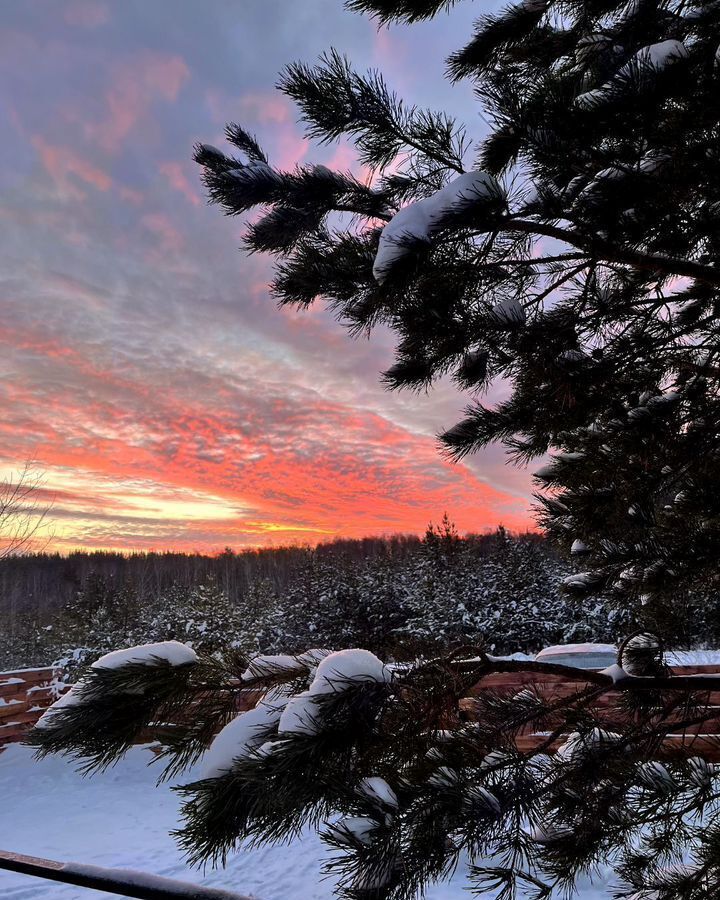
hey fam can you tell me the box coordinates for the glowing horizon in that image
[0,0,531,554]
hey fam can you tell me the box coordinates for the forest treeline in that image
[1,522,715,672]
[0,534,425,618]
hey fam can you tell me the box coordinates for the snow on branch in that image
[373,170,505,282]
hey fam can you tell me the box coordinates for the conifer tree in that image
[194,0,720,626]
[29,634,720,900]
[29,3,720,899]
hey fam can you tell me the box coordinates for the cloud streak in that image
[1,0,528,553]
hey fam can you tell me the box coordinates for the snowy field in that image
[0,744,614,900]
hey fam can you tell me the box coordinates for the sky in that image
[0,0,535,554]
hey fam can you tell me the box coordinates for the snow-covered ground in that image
[0,743,613,899]
[666,649,720,665]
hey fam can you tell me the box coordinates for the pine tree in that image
[194,0,720,627]
[256,547,408,657]
[395,525,618,656]
[29,3,720,898]
[135,578,244,656]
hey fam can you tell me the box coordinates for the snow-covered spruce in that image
[309,648,392,694]
[278,689,322,736]
[326,815,381,848]
[356,776,398,810]
[34,683,85,730]
[276,649,392,736]
[240,649,332,682]
[202,650,394,754]
[197,143,224,160]
[228,160,277,180]
[635,39,689,70]
[240,654,307,681]
[3,528,625,675]
[554,728,624,762]
[490,297,525,326]
[575,40,689,109]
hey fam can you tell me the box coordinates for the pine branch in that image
[504,218,720,287]
[278,50,466,174]
[27,657,201,773]
[187,6,720,891]
[344,0,459,23]
[447,2,550,81]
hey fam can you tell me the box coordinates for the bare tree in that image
[0,464,52,559]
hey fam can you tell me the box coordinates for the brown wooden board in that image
[1,669,53,684]
[0,702,29,721]
[4,664,720,753]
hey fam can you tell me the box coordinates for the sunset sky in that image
[0,0,534,554]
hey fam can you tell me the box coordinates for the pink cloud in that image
[32,135,112,197]
[205,87,309,171]
[325,142,357,172]
[119,185,144,206]
[159,161,201,206]
[41,272,110,312]
[63,1,110,28]
[238,91,292,125]
[204,88,230,126]
[274,132,310,172]
[324,141,375,184]
[84,52,190,152]
[370,21,412,91]
[372,25,395,64]
[140,212,185,255]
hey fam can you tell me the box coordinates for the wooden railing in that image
[462,664,720,760]
[0,667,60,749]
[0,849,252,900]
[4,664,720,759]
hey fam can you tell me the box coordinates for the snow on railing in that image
[0,849,254,900]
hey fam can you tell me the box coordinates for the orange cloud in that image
[0,315,532,553]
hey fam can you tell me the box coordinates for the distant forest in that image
[1,524,604,669]
[1,524,716,673]
[0,528,541,618]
